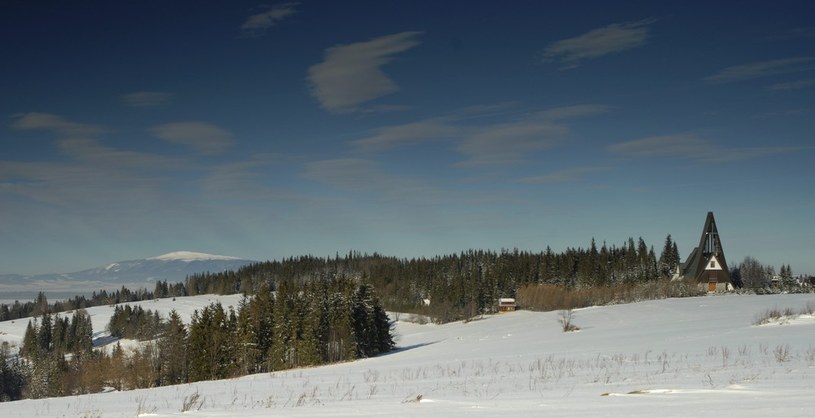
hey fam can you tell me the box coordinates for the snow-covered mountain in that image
[76,251,257,282]
[0,251,257,299]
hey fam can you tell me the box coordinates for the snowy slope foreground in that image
[1,293,814,417]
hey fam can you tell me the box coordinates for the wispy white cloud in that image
[351,104,609,166]
[11,112,105,137]
[201,153,300,199]
[767,79,815,91]
[151,122,234,154]
[608,134,707,158]
[533,104,612,121]
[303,158,383,193]
[518,166,612,184]
[753,108,810,119]
[704,57,815,83]
[121,91,174,107]
[308,31,422,113]
[456,120,568,167]
[57,138,180,169]
[0,145,184,222]
[608,133,808,162]
[700,146,812,163]
[240,3,299,36]
[543,19,655,69]
[303,158,450,204]
[351,118,461,152]
[775,26,815,40]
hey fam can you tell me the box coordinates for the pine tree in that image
[780,264,795,288]
[21,320,38,358]
[270,280,294,370]
[370,291,395,355]
[671,242,680,272]
[51,316,67,354]
[297,283,324,366]
[185,302,238,381]
[0,341,26,401]
[352,284,375,357]
[659,234,678,278]
[186,308,208,382]
[158,309,187,385]
[72,310,93,357]
[247,285,275,372]
[326,283,356,363]
[37,313,53,354]
[235,297,259,375]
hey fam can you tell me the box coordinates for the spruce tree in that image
[72,310,93,357]
[21,320,38,358]
[0,341,26,401]
[158,309,188,385]
[37,313,53,354]
[659,234,677,278]
[186,308,208,382]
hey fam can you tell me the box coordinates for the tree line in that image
[0,284,186,323]
[180,236,673,322]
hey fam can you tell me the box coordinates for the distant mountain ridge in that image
[146,251,244,262]
[0,251,257,295]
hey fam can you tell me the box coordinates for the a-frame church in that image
[679,212,733,292]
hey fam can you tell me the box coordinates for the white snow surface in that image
[147,251,243,262]
[1,293,814,417]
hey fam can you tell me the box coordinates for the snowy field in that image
[1,293,814,417]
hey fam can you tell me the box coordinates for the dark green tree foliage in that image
[20,310,94,360]
[179,275,392,382]
[157,310,187,385]
[780,264,795,288]
[107,305,162,340]
[37,313,53,353]
[0,342,26,401]
[187,302,238,382]
[16,311,96,399]
[739,256,770,288]
[241,286,275,373]
[352,283,392,357]
[71,310,94,356]
[21,320,38,358]
[658,234,681,278]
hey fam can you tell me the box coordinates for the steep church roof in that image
[680,212,732,284]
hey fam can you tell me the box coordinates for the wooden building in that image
[679,212,734,292]
[498,298,517,312]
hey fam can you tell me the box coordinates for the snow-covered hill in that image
[1,293,814,417]
[0,252,256,302]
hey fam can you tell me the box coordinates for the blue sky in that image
[2,1,813,276]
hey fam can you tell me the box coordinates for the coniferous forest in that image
[3,275,392,399]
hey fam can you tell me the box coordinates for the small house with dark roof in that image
[679,212,734,292]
